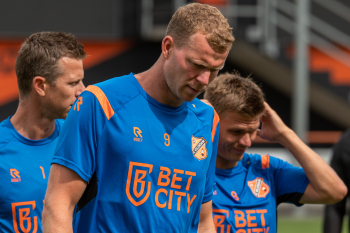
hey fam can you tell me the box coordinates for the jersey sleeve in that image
[52,86,111,182]
[269,156,309,205]
[202,111,220,203]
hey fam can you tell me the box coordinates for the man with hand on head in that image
[43,3,234,233]
[0,31,86,232]
[203,72,346,233]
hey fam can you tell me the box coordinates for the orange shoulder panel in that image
[86,85,115,120]
[211,110,220,142]
[261,154,270,169]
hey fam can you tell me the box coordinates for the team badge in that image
[247,177,270,198]
[191,136,208,161]
[126,161,153,206]
[12,201,38,233]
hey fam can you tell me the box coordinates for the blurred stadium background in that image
[1,0,350,231]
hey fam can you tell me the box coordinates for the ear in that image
[33,76,47,97]
[162,36,175,59]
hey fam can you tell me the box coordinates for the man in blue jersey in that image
[43,3,234,233]
[203,72,347,233]
[0,31,86,233]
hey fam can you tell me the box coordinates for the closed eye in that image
[192,63,206,69]
[70,80,80,86]
[193,63,220,73]
[229,130,243,135]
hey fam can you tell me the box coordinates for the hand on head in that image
[257,102,291,142]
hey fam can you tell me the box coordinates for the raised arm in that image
[42,164,87,233]
[257,102,347,204]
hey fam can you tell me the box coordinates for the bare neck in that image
[10,97,56,140]
[134,55,183,107]
[215,155,239,170]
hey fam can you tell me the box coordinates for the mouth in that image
[187,85,203,95]
[232,147,247,155]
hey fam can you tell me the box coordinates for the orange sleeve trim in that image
[86,85,115,120]
[211,110,220,142]
[261,154,270,169]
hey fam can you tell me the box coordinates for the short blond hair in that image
[204,72,265,117]
[166,3,234,53]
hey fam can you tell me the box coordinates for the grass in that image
[278,217,322,233]
[278,217,348,233]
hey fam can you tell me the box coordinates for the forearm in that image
[42,200,74,233]
[198,227,216,233]
[42,164,87,232]
[198,221,216,233]
[198,218,216,233]
[198,201,216,233]
[277,129,347,203]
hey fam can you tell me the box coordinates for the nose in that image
[239,133,252,148]
[196,69,211,86]
[75,82,86,97]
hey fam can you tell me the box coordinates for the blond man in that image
[204,72,346,233]
[43,3,234,232]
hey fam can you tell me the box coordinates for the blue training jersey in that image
[0,117,63,233]
[212,153,309,233]
[52,73,220,232]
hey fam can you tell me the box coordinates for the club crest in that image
[191,136,208,161]
[247,177,270,198]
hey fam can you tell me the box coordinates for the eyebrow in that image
[190,59,225,71]
[229,126,260,132]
